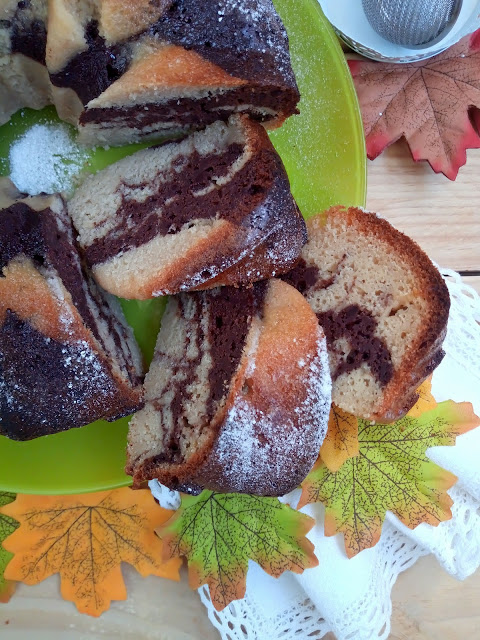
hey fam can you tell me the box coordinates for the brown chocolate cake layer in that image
[69,115,306,299]
[126,279,332,496]
[149,0,297,88]
[316,306,393,386]
[0,0,51,126]
[0,310,138,440]
[52,0,297,106]
[283,206,450,422]
[83,141,245,265]
[69,0,299,144]
[143,283,266,470]
[8,0,47,64]
[284,257,394,385]
[49,20,129,105]
[0,178,144,441]
[79,86,295,128]
[0,201,95,333]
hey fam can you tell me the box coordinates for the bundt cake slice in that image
[0,178,143,441]
[283,206,450,422]
[45,0,171,125]
[44,0,299,145]
[0,0,51,125]
[126,279,332,496]
[68,115,306,299]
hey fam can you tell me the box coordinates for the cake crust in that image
[0,178,144,441]
[126,279,332,496]
[284,206,450,422]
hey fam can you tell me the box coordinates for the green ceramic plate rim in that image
[0,0,366,494]
[312,1,366,206]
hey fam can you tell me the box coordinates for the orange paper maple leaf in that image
[407,377,436,418]
[349,30,480,179]
[320,404,359,472]
[0,488,181,616]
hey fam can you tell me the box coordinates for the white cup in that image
[319,0,480,62]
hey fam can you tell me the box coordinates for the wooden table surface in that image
[368,144,480,638]
[1,143,479,638]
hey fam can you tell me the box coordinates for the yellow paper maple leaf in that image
[320,404,359,472]
[300,401,480,557]
[320,379,436,473]
[407,376,437,418]
[0,487,181,616]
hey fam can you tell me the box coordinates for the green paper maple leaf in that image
[0,492,19,602]
[299,401,480,558]
[157,491,318,611]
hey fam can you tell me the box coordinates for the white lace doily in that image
[150,268,480,640]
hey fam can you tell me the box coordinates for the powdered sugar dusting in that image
[150,0,296,87]
[59,340,109,397]
[221,0,273,21]
[0,328,120,437]
[302,331,333,426]
[43,270,78,337]
[212,330,332,495]
[9,123,88,195]
[219,0,294,78]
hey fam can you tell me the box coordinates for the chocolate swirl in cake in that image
[69,115,306,299]
[79,87,293,128]
[0,179,144,441]
[0,199,140,383]
[0,311,138,440]
[316,306,393,386]
[50,0,298,106]
[149,0,297,88]
[285,207,450,422]
[7,0,47,64]
[49,21,130,104]
[145,282,266,469]
[0,0,300,144]
[126,279,332,496]
[84,142,246,264]
[283,259,394,386]
[0,202,96,333]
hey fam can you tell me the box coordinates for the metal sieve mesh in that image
[362,0,463,47]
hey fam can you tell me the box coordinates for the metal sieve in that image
[362,0,463,47]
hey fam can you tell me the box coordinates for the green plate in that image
[0,0,366,494]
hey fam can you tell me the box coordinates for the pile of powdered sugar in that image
[9,123,88,195]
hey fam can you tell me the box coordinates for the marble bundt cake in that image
[0,0,51,125]
[1,0,300,146]
[126,279,332,496]
[283,206,450,422]
[68,115,306,299]
[0,178,144,440]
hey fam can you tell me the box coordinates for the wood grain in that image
[0,566,219,639]
[367,141,480,272]
[463,276,480,295]
[390,556,480,640]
